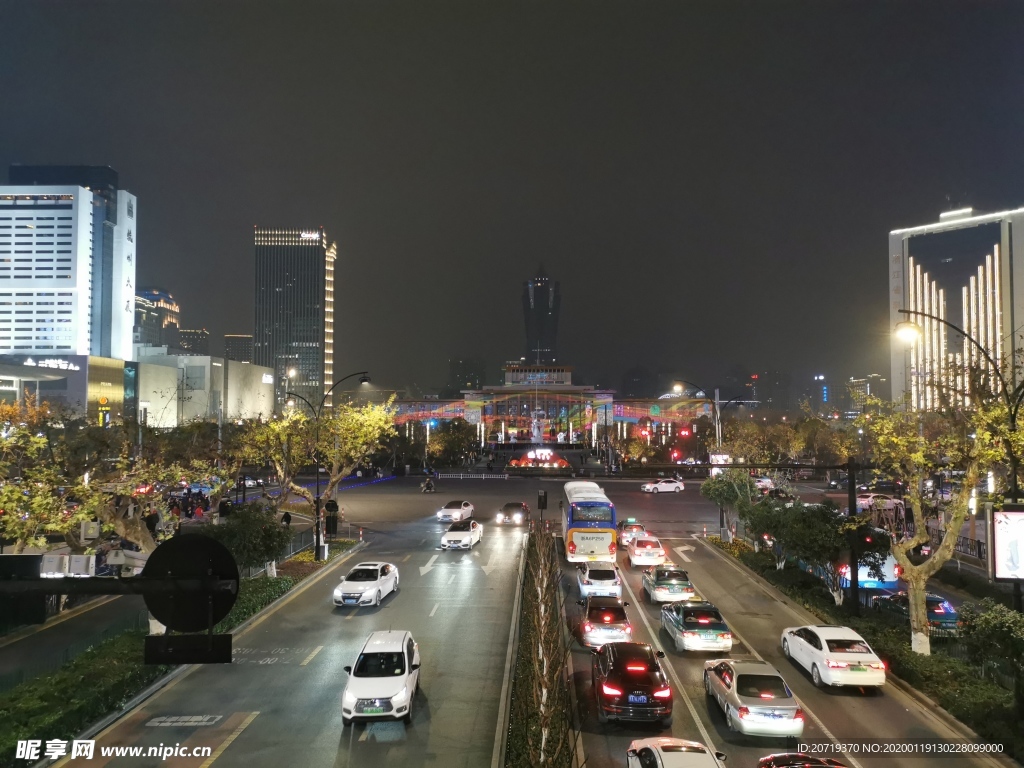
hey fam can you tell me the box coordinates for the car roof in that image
[361,630,409,653]
[587,596,626,607]
[634,535,661,543]
[805,625,863,640]
[351,562,383,569]
[726,660,779,675]
[607,641,655,660]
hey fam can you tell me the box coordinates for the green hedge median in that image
[706,536,1022,762]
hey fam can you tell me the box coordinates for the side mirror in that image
[626,749,638,758]
[343,666,351,674]
[715,752,728,762]
[622,601,630,607]
[410,663,420,671]
[656,651,666,658]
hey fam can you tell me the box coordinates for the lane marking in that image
[198,711,259,768]
[402,554,411,562]
[673,545,694,563]
[429,603,439,617]
[420,554,439,575]
[358,727,369,742]
[447,574,456,586]
[300,646,323,666]
[619,573,720,752]
[345,609,357,621]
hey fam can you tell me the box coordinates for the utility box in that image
[538,490,547,510]
[68,555,96,577]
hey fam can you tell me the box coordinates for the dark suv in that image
[591,642,672,726]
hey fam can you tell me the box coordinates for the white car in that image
[577,563,622,598]
[641,479,685,494]
[627,738,727,768]
[342,630,420,725]
[628,535,666,567]
[855,493,897,511]
[752,476,774,491]
[437,500,474,521]
[440,519,483,550]
[781,625,886,689]
[333,562,399,607]
[703,659,804,738]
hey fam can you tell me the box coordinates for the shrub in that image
[214,576,295,633]
[193,504,293,569]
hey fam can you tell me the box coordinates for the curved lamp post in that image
[285,370,371,561]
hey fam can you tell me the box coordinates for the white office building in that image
[0,183,136,359]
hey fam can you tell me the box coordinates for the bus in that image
[561,481,617,563]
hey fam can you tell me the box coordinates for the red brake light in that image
[737,706,750,719]
[718,632,732,640]
[759,692,775,699]
[794,707,805,721]
[567,541,577,555]
[826,660,849,668]
[601,684,623,697]
[583,622,593,633]
[602,613,613,623]
[624,625,632,633]
[682,631,698,638]
[652,687,672,699]
[608,542,616,554]
[625,664,647,672]
[698,619,710,624]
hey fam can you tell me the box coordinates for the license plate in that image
[344,599,358,604]
[700,631,715,639]
[850,666,866,671]
[766,713,784,719]
[363,707,383,714]
[627,695,647,704]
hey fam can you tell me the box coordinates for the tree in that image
[720,419,767,463]
[863,396,996,654]
[700,469,758,538]
[786,502,889,606]
[195,503,292,570]
[739,497,793,570]
[425,418,476,467]
[797,414,857,467]
[959,599,1024,714]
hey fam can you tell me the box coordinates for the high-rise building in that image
[522,266,560,364]
[254,227,336,409]
[178,328,210,355]
[224,334,254,364]
[7,165,136,359]
[848,374,887,410]
[134,287,180,347]
[890,206,1024,409]
[446,356,486,394]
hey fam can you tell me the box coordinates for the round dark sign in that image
[142,535,239,632]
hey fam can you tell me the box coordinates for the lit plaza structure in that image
[393,361,712,449]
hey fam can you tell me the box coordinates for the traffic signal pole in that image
[847,458,860,615]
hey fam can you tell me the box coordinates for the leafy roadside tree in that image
[739,497,794,570]
[700,469,758,539]
[195,503,292,570]
[959,598,1024,714]
[785,502,889,606]
[425,418,477,467]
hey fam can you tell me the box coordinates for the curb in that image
[695,537,1023,768]
[0,596,122,650]
[31,541,368,768]
[491,532,528,768]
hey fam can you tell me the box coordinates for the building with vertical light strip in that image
[889,207,1024,409]
[253,227,336,410]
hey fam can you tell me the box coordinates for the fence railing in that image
[904,521,987,560]
[238,526,316,579]
[0,609,151,695]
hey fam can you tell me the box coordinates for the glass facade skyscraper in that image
[522,266,560,364]
[254,227,336,409]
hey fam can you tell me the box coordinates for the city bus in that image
[561,481,617,563]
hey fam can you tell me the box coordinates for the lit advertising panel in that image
[992,509,1024,581]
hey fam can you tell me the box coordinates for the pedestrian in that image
[282,510,292,527]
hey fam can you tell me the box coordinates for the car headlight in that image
[513,513,523,523]
[343,688,357,705]
[391,685,409,704]
[361,588,377,599]
[496,513,504,522]
[333,589,343,598]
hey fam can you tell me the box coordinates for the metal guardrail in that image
[904,521,987,560]
[436,473,509,480]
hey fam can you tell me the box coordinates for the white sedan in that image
[333,562,399,607]
[641,479,685,494]
[781,625,886,689]
[440,519,483,549]
[627,535,667,567]
[703,659,804,738]
[437,500,474,521]
[577,563,622,598]
[627,738,727,768]
[752,476,774,491]
[342,630,420,725]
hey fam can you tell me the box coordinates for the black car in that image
[758,754,847,768]
[494,501,530,525]
[591,641,672,726]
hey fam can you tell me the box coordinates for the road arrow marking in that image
[482,552,500,575]
[674,545,695,563]
[420,555,438,575]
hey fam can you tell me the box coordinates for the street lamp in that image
[896,307,1023,611]
[285,370,371,562]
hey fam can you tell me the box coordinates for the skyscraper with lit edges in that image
[522,266,560,364]
[254,227,335,410]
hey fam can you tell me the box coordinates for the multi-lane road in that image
[54,478,1001,768]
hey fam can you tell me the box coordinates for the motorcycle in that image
[420,480,436,493]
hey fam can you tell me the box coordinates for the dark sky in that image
[3,1,1023,395]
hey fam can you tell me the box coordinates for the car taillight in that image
[682,631,698,638]
[656,586,668,592]
[581,579,591,585]
[602,684,623,697]
[624,624,632,633]
[794,707,805,721]
[608,542,616,554]
[567,541,577,555]
[583,622,594,633]
[869,662,885,670]
[759,693,775,699]
[652,687,672,699]
[737,706,750,719]
[826,660,848,668]
[625,664,647,672]
[718,632,732,640]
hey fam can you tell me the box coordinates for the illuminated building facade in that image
[177,328,210,355]
[134,287,180,346]
[890,207,1024,409]
[254,227,336,410]
[522,266,560,364]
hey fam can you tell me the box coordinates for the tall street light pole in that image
[286,370,370,562]
[896,308,1023,612]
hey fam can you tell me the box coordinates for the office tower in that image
[522,266,560,363]
[254,227,336,409]
[224,334,254,364]
[7,165,136,359]
[178,328,210,355]
[134,288,180,347]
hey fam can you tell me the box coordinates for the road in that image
[564,482,1000,768]
[43,477,998,768]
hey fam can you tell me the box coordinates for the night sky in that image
[2,1,1023,395]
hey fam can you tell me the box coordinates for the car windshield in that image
[345,569,379,582]
[662,746,706,753]
[826,639,871,653]
[636,539,661,548]
[353,651,405,677]
[448,521,472,531]
[573,503,613,522]
[736,674,790,699]
[502,503,522,512]
[622,525,643,533]
[588,606,627,623]
[443,501,465,509]
[657,569,688,582]
[588,569,615,580]
[684,610,722,624]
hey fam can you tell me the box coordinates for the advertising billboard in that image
[992,509,1024,581]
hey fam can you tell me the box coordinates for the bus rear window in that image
[572,504,613,522]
